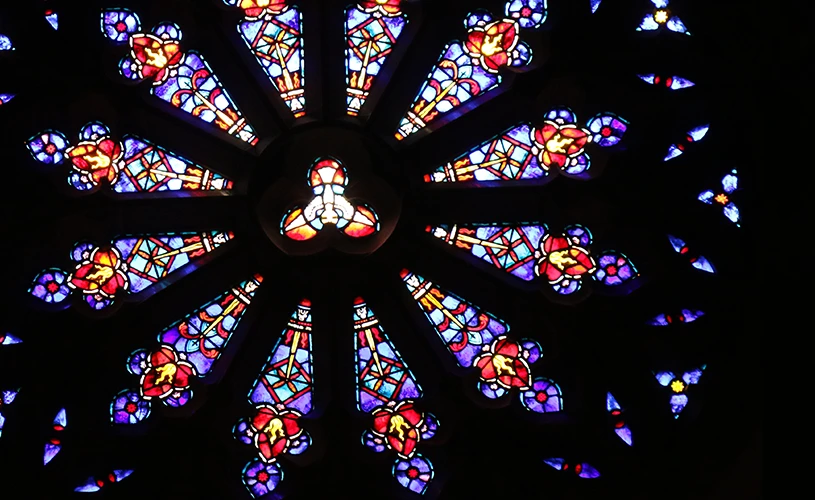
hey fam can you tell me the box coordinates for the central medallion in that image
[281,157,380,241]
[255,126,401,256]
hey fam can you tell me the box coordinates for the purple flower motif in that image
[521,377,563,413]
[29,269,71,304]
[27,131,69,165]
[242,460,283,498]
[594,251,638,286]
[110,390,151,425]
[393,454,434,494]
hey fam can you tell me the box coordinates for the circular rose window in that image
[0,1,758,499]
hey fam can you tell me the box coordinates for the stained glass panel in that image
[101,9,259,144]
[110,275,263,425]
[228,0,307,117]
[345,1,408,115]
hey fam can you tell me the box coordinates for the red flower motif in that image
[535,235,597,285]
[250,405,303,462]
[130,33,183,84]
[359,0,403,16]
[371,401,424,459]
[533,122,592,170]
[474,337,532,390]
[69,247,129,298]
[240,0,288,19]
[139,346,196,399]
[66,137,123,185]
[465,19,520,72]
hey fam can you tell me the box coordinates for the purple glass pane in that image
[127,350,148,376]
[565,225,592,247]
[101,9,141,44]
[29,269,71,304]
[242,460,283,498]
[545,107,576,124]
[363,430,387,453]
[80,122,110,141]
[393,454,434,495]
[27,131,69,165]
[163,389,192,407]
[480,381,507,400]
[422,413,439,440]
[670,393,688,416]
[521,378,563,413]
[521,339,542,364]
[233,418,254,446]
[110,390,151,425]
[587,113,628,147]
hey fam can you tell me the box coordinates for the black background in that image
[0,0,762,499]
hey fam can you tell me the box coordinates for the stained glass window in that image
[236,299,314,497]
[395,2,542,140]
[345,1,409,116]
[101,8,258,144]
[654,366,706,418]
[43,408,67,465]
[2,1,756,498]
[74,470,134,492]
[27,123,234,195]
[29,232,235,309]
[636,0,690,35]
[45,10,59,30]
[224,0,307,117]
[638,73,695,89]
[699,169,741,227]
[354,298,439,494]
[664,124,709,161]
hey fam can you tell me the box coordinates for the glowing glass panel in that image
[636,0,690,34]
[354,298,422,413]
[43,408,67,465]
[345,2,408,115]
[667,235,716,274]
[544,458,601,478]
[425,123,544,183]
[428,223,638,295]
[45,11,59,30]
[29,232,234,309]
[699,168,740,227]
[27,125,234,195]
[281,158,380,240]
[637,74,695,89]
[0,389,20,438]
[234,2,306,117]
[400,270,508,368]
[395,41,501,140]
[74,470,134,493]
[110,275,263,425]
[606,393,632,446]
[100,9,258,144]
[590,0,602,13]
[1,333,22,345]
[654,365,705,418]
[248,300,315,414]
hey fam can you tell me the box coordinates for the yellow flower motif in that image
[654,10,669,24]
[670,379,686,393]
